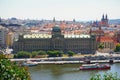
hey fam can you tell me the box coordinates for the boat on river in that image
[22,60,38,67]
[79,63,110,70]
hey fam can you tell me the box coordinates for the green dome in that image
[52,25,61,32]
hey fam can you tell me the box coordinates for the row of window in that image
[102,42,114,49]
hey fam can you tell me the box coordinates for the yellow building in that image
[6,32,14,47]
[13,25,97,54]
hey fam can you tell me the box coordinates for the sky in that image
[0,0,120,21]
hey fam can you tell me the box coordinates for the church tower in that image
[105,14,108,20]
[100,14,108,27]
[105,14,108,26]
[101,14,104,21]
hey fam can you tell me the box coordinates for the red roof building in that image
[97,36,117,49]
[91,30,104,36]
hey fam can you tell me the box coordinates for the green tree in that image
[67,50,75,57]
[47,51,57,57]
[98,43,104,49]
[58,51,64,57]
[90,72,120,80]
[0,53,6,59]
[0,54,31,80]
[15,51,31,58]
[31,51,38,58]
[38,50,47,55]
[47,50,63,57]
[114,44,120,52]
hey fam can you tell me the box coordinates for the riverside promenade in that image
[10,57,120,64]
[10,52,120,64]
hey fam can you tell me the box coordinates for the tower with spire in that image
[53,17,56,22]
[0,17,1,22]
[100,14,108,27]
[105,14,108,20]
[101,14,104,21]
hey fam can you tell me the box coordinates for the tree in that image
[67,50,75,57]
[0,54,31,80]
[98,43,104,49]
[31,51,38,58]
[90,72,120,80]
[58,51,64,57]
[32,50,47,58]
[14,51,31,58]
[47,50,63,57]
[0,53,5,59]
[38,50,47,55]
[47,51,58,57]
[114,44,120,52]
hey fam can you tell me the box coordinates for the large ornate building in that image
[13,25,97,54]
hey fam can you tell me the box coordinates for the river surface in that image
[28,63,120,80]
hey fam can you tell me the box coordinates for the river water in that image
[28,63,120,80]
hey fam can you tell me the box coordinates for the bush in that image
[67,50,75,57]
[90,72,120,80]
[0,54,31,80]
[14,51,31,58]
[31,51,38,58]
[98,43,104,49]
[114,44,120,52]
[47,51,57,57]
[38,50,47,55]
[0,53,6,59]
[47,50,63,57]
[58,51,64,57]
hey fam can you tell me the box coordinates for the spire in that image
[102,14,104,20]
[53,17,55,22]
[105,14,108,20]
[0,17,1,22]
[73,18,75,23]
[101,14,104,21]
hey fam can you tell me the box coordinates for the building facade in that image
[6,31,14,48]
[0,26,7,48]
[13,26,97,54]
[97,36,115,49]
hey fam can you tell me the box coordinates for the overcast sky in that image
[0,0,120,21]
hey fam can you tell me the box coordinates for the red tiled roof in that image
[92,30,104,33]
[91,30,104,35]
[112,37,118,45]
[97,36,114,42]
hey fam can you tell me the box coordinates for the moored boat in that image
[22,60,38,67]
[79,63,110,70]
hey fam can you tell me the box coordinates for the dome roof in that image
[52,25,61,32]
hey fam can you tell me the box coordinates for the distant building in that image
[13,25,97,54]
[100,14,108,27]
[92,14,109,27]
[90,26,104,50]
[90,29,104,36]
[6,31,14,48]
[96,36,115,49]
[0,26,7,48]
[116,31,120,43]
[0,17,1,22]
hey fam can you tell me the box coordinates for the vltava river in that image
[28,63,120,80]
